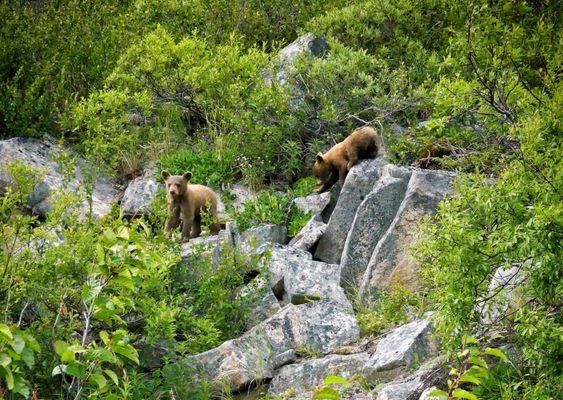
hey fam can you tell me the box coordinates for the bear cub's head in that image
[162,171,192,199]
[313,153,332,185]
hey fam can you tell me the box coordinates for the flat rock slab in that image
[121,168,162,217]
[284,259,350,308]
[374,373,425,400]
[360,170,454,300]
[0,137,118,218]
[315,158,387,264]
[268,353,371,396]
[289,215,327,251]
[340,165,412,295]
[168,301,359,392]
[369,318,437,382]
[293,192,331,216]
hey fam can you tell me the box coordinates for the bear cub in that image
[162,171,220,241]
[313,126,382,193]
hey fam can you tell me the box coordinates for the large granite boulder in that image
[284,259,350,308]
[315,158,388,264]
[0,137,118,218]
[374,373,425,400]
[265,33,330,87]
[238,223,288,254]
[340,165,412,295]
[121,168,162,217]
[268,353,371,396]
[360,170,454,299]
[368,318,438,382]
[288,215,327,251]
[168,300,359,391]
[292,192,331,216]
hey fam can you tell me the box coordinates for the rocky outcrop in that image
[0,137,118,218]
[315,158,387,264]
[369,317,438,382]
[293,192,331,216]
[359,170,455,300]
[121,168,162,217]
[340,165,412,294]
[268,352,371,396]
[375,373,426,400]
[169,301,359,391]
[289,215,327,251]
[264,33,329,87]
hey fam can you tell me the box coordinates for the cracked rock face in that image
[375,373,425,400]
[0,137,118,218]
[292,192,331,216]
[369,317,438,382]
[315,158,387,264]
[288,215,327,251]
[168,301,359,391]
[121,168,162,217]
[340,165,412,295]
[268,353,371,396]
[360,170,454,300]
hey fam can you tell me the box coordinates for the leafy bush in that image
[356,284,423,336]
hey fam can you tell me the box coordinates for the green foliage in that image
[356,284,424,336]
[312,375,352,399]
[158,147,234,188]
[0,324,40,398]
[233,191,291,232]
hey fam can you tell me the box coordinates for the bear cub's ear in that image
[316,153,324,163]
[162,170,171,180]
[183,171,193,182]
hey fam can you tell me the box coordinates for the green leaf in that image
[61,349,76,363]
[100,331,110,345]
[1,365,14,389]
[114,344,139,364]
[313,386,342,399]
[0,354,11,367]
[452,388,478,400]
[21,347,35,368]
[0,324,13,340]
[105,369,119,385]
[64,363,87,379]
[91,373,107,390]
[54,340,69,356]
[469,356,488,369]
[324,375,351,385]
[484,347,508,361]
[429,389,449,399]
[459,374,481,385]
[11,334,25,354]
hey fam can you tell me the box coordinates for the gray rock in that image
[255,244,313,297]
[288,215,327,251]
[375,373,425,400]
[121,168,162,217]
[180,221,238,271]
[223,184,258,212]
[0,137,118,218]
[340,165,412,295]
[369,318,438,382]
[265,33,329,87]
[478,265,527,326]
[239,223,288,254]
[268,353,371,396]
[245,283,282,329]
[169,300,359,391]
[284,259,350,308]
[360,170,454,299]
[293,192,331,216]
[315,158,387,264]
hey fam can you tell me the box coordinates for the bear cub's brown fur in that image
[313,126,382,193]
[162,171,220,241]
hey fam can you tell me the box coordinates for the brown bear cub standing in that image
[162,171,220,241]
[313,126,382,193]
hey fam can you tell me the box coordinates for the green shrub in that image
[356,284,423,336]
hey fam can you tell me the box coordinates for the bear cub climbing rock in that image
[162,171,220,241]
[313,126,382,193]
